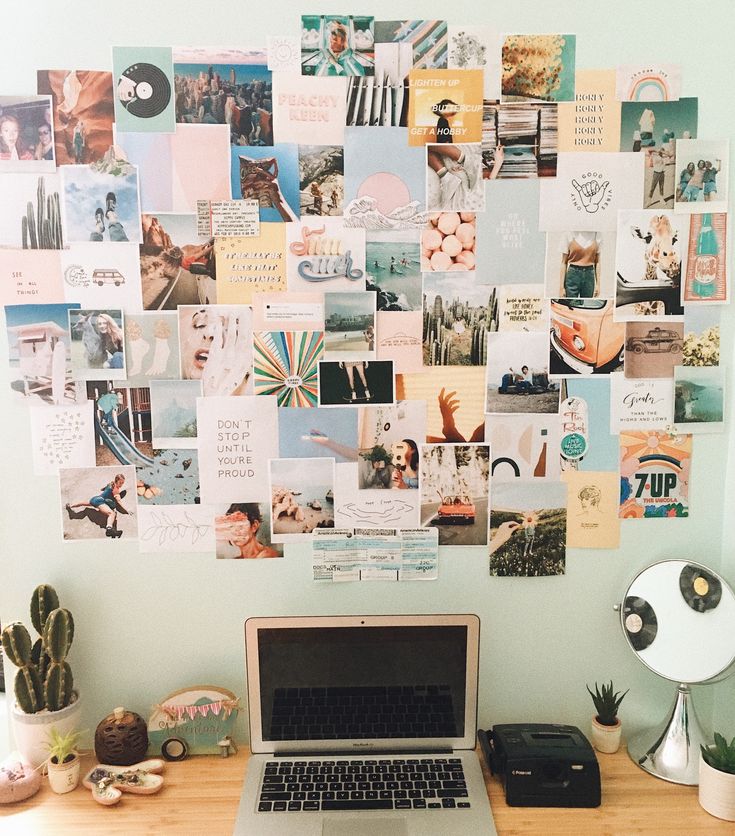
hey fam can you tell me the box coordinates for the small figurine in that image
[82,758,164,806]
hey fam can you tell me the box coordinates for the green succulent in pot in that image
[701,733,735,775]
[586,680,628,727]
[1,584,76,714]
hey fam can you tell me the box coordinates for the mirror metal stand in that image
[627,683,708,785]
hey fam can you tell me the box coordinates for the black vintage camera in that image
[480,723,601,807]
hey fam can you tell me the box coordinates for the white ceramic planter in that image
[11,692,82,769]
[699,754,735,821]
[590,716,622,754]
[47,756,81,794]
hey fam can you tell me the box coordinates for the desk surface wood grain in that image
[1,748,732,834]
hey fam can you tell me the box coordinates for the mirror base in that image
[627,684,708,785]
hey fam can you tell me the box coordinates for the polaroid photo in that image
[0,95,56,172]
[68,308,126,381]
[674,139,728,214]
[150,378,201,449]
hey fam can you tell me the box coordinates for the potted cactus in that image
[586,680,628,753]
[45,727,83,794]
[700,732,735,820]
[1,585,81,768]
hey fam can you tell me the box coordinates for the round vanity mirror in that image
[622,559,735,683]
[619,559,735,785]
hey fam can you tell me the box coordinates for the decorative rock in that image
[0,753,41,804]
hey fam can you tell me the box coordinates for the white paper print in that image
[196,199,259,237]
[137,503,216,553]
[273,75,348,146]
[60,243,143,310]
[197,395,279,504]
[616,64,681,102]
[539,152,645,231]
[333,463,420,530]
[30,401,96,476]
[609,373,674,432]
[268,37,301,72]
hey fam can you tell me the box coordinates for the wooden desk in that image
[1,748,731,834]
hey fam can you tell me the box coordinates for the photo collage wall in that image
[0,20,728,578]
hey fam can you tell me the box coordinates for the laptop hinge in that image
[273,747,454,757]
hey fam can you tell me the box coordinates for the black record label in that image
[118,63,171,119]
[679,565,722,613]
[623,596,658,651]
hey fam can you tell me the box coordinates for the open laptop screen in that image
[257,624,468,742]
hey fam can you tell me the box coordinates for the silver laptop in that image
[235,614,496,835]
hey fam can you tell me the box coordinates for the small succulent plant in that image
[46,726,83,765]
[701,732,735,775]
[0,585,75,714]
[587,681,628,727]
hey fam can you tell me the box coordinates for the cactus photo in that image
[423,272,498,366]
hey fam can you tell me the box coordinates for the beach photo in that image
[5,302,80,405]
[674,366,724,432]
[365,231,422,311]
[324,291,376,360]
[270,457,335,542]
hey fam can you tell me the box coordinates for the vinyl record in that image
[623,596,658,651]
[118,63,171,119]
[679,565,722,613]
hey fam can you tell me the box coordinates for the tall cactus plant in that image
[0,585,76,714]
[20,177,64,250]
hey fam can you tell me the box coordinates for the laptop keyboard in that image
[257,757,470,812]
[268,685,459,739]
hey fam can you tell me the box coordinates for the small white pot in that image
[11,691,82,769]
[590,716,622,754]
[47,755,81,794]
[699,754,735,821]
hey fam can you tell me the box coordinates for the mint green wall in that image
[1,0,733,750]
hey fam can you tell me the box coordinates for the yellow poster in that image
[214,224,287,304]
[408,69,483,146]
[558,69,621,153]
[562,470,620,549]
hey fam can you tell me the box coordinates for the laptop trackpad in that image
[322,818,407,836]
